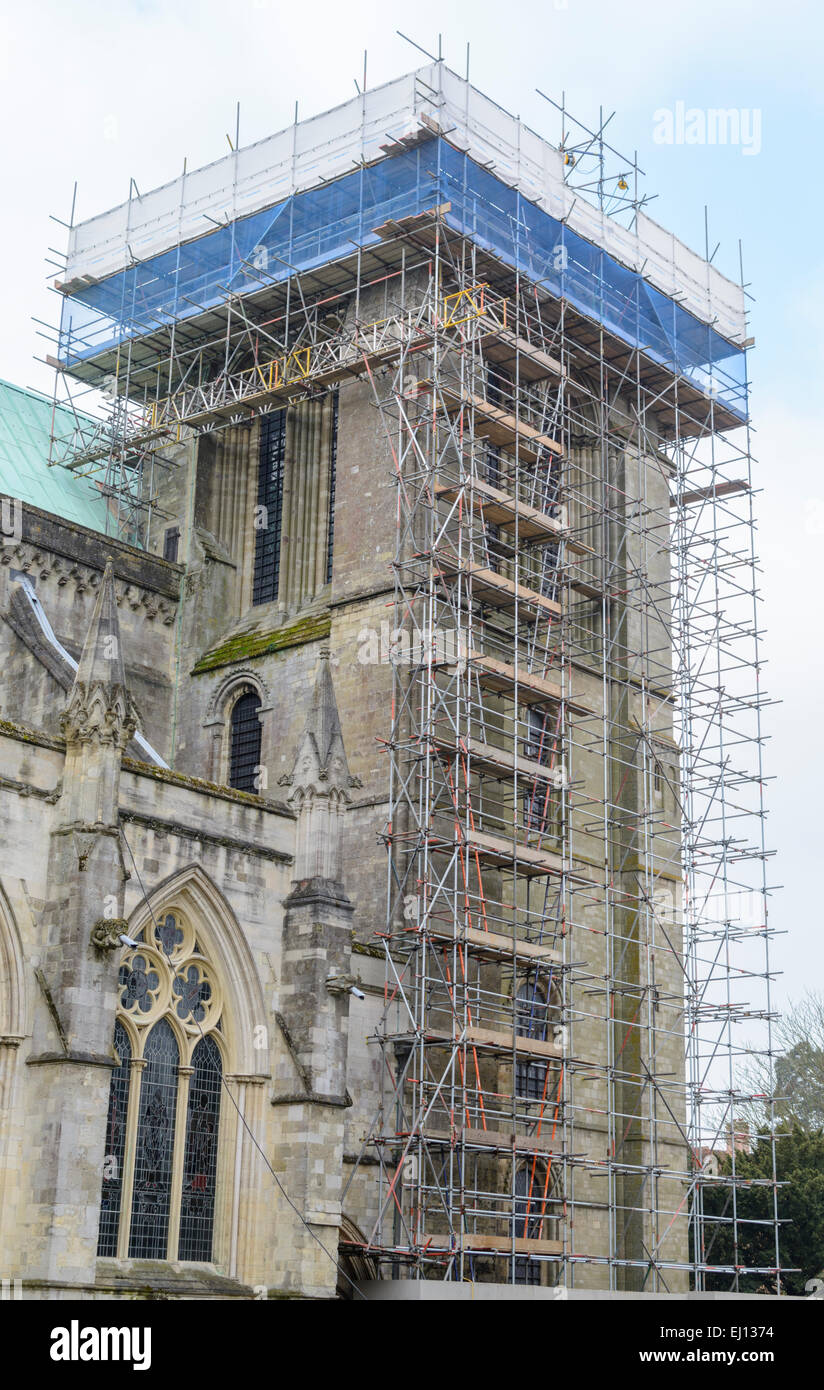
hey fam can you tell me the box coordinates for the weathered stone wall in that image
[0,713,384,1298]
[0,505,180,757]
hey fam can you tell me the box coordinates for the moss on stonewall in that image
[0,716,63,750]
[191,611,331,675]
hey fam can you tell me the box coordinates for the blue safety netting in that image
[59,139,747,417]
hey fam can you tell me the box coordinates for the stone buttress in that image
[25,560,137,1283]
[270,648,361,1296]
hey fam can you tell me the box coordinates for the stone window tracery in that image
[97,909,224,1263]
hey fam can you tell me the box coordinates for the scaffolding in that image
[43,70,781,1292]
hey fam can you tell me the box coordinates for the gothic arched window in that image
[229,690,262,792]
[97,911,224,1263]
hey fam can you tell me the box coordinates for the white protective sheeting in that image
[64,65,747,345]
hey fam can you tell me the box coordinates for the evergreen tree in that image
[699,1129,824,1295]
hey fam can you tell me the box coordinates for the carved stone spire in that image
[61,559,137,752]
[280,648,360,884]
[59,559,137,829]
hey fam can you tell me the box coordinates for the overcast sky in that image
[1,0,820,1007]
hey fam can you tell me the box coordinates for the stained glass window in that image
[97,1021,132,1257]
[229,691,262,793]
[173,963,212,1025]
[154,912,184,957]
[119,954,160,1014]
[178,1035,222,1261]
[128,1018,179,1260]
[97,921,224,1265]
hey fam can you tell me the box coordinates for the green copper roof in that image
[0,378,110,534]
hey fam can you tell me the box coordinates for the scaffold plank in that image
[468,652,596,716]
[479,322,564,381]
[672,478,750,506]
[423,921,562,965]
[418,1025,563,1060]
[422,1233,563,1257]
[422,1125,560,1155]
[438,386,563,460]
[429,826,564,877]
[436,476,594,557]
[433,733,562,788]
[434,554,561,617]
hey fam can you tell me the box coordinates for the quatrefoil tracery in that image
[119,912,222,1037]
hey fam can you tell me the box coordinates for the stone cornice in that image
[8,499,182,598]
[270,1091,353,1109]
[0,720,296,841]
[283,876,354,912]
[26,1050,116,1068]
[1,538,178,623]
[0,770,61,802]
[120,758,295,815]
[118,808,294,864]
[0,716,64,753]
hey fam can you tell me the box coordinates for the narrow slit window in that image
[524,705,554,832]
[484,443,502,573]
[163,527,180,563]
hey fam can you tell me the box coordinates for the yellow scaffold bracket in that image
[442,283,488,329]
